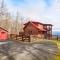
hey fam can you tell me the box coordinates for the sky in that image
[1,0,60,31]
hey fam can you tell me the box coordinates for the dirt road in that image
[0,40,59,60]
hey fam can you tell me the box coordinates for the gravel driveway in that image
[0,40,59,60]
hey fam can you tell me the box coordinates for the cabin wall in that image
[24,23,45,39]
[0,28,8,40]
[24,23,38,35]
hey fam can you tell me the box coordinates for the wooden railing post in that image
[57,35,58,41]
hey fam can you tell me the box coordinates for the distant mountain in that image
[52,31,60,35]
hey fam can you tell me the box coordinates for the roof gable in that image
[23,21,46,31]
[0,27,8,32]
[24,21,44,25]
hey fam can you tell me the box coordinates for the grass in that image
[52,40,60,60]
[52,40,60,49]
[55,41,60,60]
[55,52,60,60]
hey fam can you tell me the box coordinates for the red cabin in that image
[23,21,53,39]
[0,27,8,41]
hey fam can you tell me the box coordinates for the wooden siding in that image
[0,28,8,40]
[24,22,39,35]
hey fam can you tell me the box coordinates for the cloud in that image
[1,0,60,31]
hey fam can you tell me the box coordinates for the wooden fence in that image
[52,35,60,40]
[10,33,30,42]
[9,33,60,42]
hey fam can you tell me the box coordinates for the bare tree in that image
[0,0,12,34]
[14,10,19,34]
[19,16,25,32]
[14,10,25,34]
[0,0,8,27]
[0,0,25,35]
